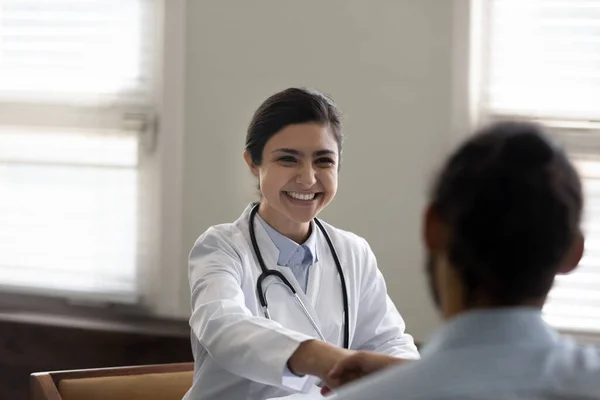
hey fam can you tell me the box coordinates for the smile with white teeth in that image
[285,191,317,201]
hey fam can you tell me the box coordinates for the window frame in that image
[0,0,188,321]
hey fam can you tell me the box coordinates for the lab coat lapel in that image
[274,220,325,337]
[278,225,345,345]
[253,217,279,269]
[305,220,322,305]
[296,224,324,328]
[241,202,279,270]
[308,228,345,346]
[276,262,328,343]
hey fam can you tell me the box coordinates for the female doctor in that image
[183,88,419,400]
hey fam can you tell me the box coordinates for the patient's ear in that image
[558,233,584,275]
[423,205,449,252]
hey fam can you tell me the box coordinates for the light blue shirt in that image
[257,215,318,293]
[334,308,600,400]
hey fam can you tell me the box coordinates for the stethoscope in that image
[248,203,350,349]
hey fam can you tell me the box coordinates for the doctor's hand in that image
[320,351,407,395]
[287,339,355,383]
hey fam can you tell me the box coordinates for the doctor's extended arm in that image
[350,240,420,359]
[188,229,349,391]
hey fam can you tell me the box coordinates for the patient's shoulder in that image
[552,338,600,393]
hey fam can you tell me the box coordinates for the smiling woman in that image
[244,92,341,243]
[183,88,419,400]
[248,125,338,243]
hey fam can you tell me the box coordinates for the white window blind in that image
[482,0,600,333]
[0,0,156,303]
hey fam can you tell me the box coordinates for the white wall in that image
[181,0,456,341]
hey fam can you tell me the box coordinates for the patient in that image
[325,121,600,399]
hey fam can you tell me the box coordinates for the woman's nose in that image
[296,164,317,187]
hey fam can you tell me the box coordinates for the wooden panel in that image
[57,371,193,400]
[49,362,193,382]
[30,374,61,400]
[0,318,193,400]
[29,363,193,400]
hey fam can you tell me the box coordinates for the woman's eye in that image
[277,156,296,163]
[316,157,335,167]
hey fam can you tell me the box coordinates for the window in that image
[0,0,157,304]
[480,0,600,333]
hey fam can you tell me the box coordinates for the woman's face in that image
[245,123,339,235]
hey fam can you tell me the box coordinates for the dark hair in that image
[430,121,583,306]
[245,87,343,166]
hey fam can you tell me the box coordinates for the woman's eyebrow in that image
[272,148,337,156]
[272,148,301,155]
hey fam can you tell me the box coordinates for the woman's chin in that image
[281,195,322,221]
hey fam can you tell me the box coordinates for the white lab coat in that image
[183,204,419,400]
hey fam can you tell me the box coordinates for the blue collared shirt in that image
[256,215,318,293]
[334,308,600,399]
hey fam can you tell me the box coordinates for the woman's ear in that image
[243,151,259,178]
[558,232,585,275]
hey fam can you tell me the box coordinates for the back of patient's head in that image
[430,121,583,306]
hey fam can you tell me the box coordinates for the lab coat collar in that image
[421,307,559,358]
[241,203,280,270]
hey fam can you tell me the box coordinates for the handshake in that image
[287,340,407,396]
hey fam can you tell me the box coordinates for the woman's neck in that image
[258,202,311,244]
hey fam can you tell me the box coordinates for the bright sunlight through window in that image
[0,0,154,303]
[483,0,600,333]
